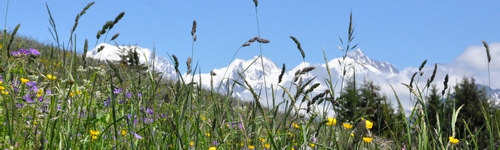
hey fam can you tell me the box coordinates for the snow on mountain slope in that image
[186,49,398,98]
[88,43,176,79]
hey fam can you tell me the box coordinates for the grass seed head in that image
[278,63,286,84]
[418,59,427,72]
[111,33,120,41]
[483,40,491,63]
[191,20,197,36]
[290,36,305,59]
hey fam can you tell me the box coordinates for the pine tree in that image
[449,76,491,148]
[337,77,397,138]
[337,77,362,123]
[425,84,442,129]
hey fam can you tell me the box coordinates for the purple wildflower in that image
[11,51,21,57]
[311,136,317,143]
[26,81,38,92]
[29,48,40,56]
[126,92,132,98]
[144,118,154,124]
[137,93,142,97]
[238,123,243,129]
[134,133,143,139]
[145,108,154,115]
[104,98,110,107]
[113,88,122,94]
[213,140,219,146]
[23,94,34,103]
[19,49,30,55]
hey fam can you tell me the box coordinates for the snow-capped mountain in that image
[185,49,399,100]
[346,49,399,74]
[85,44,500,114]
[88,43,176,79]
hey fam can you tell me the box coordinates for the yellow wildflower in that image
[37,89,43,97]
[365,120,373,129]
[292,122,300,129]
[350,133,354,137]
[121,130,127,136]
[20,78,29,84]
[205,132,211,137]
[343,123,353,129]
[0,85,4,91]
[0,44,3,49]
[208,146,217,150]
[449,136,459,145]
[326,117,337,126]
[309,143,315,148]
[47,74,57,80]
[90,130,99,136]
[90,130,99,140]
[260,138,266,143]
[264,143,270,149]
[248,145,255,150]
[189,141,194,147]
[1,90,9,95]
[363,137,373,143]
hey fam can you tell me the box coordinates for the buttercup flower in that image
[343,123,353,129]
[326,117,337,126]
[248,145,255,150]
[264,143,270,149]
[365,119,373,129]
[449,136,459,145]
[46,74,57,80]
[363,137,373,143]
[292,122,300,129]
[20,78,30,84]
[309,143,315,148]
[90,130,100,140]
[121,130,127,136]
[208,146,217,150]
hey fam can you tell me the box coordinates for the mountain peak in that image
[88,43,176,78]
[347,49,365,57]
[346,49,369,62]
[341,49,399,74]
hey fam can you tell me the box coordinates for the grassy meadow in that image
[1,1,499,150]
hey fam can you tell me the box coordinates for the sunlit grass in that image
[0,1,498,150]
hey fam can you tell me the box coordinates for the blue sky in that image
[3,1,500,73]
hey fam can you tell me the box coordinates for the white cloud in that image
[454,42,500,71]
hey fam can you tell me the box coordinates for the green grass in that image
[1,1,499,150]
